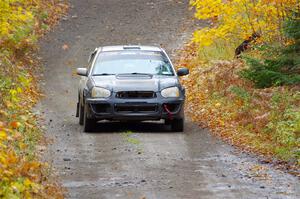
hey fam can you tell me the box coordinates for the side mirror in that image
[77,68,88,76]
[177,68,189,76]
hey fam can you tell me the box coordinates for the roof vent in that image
[123,46,141,50]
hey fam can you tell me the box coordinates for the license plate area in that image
[114,103,158,113]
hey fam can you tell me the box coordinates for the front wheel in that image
[83,104,97,132]
[171,118,184,132]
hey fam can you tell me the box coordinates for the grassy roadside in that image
[0,1,68,198]
[177,42,300,176]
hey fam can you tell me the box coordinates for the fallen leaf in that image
[62,44,69,50]
[10,121,21,129]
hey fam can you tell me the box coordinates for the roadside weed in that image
[122,131,143,153]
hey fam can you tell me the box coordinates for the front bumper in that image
[85,96,184,121]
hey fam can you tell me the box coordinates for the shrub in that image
[241,11,300,88]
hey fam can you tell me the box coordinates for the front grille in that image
[114,103,158,113]
[116,91,156,99]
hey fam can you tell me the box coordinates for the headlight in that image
[161,87,180,98]
[91,87,111,98]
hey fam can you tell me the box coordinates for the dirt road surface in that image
[38,0,300,198]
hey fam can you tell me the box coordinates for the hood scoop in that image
[116,73,153,79]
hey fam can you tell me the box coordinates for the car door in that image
[79,49,98,103]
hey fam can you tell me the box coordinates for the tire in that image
[79,103,84,125]
[83,104,97,132]
[171,118,184,132]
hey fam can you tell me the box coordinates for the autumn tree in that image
[190,0,299,47]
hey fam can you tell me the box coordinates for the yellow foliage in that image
[0,0,68,198]
[0,0,34,41]
[190,0,299,47]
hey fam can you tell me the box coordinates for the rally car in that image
[76,45,189,132]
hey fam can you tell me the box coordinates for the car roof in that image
[100,45,162,52]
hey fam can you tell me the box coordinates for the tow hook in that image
[163,104,173,120]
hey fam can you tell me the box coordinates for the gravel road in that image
[38,0,300,198]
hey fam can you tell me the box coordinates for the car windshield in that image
[92,50,174,76]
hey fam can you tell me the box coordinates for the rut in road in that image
[38,0,300,198]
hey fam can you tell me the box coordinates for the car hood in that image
[90,75,179,92]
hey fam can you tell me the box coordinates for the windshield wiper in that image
[158,73,174,76]
[93,73,115,76]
